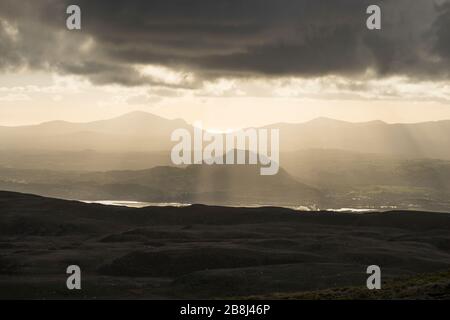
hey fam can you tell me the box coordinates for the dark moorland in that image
[1,191,450,299]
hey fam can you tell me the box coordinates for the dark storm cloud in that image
[433,2,450,59]
[0,0,449,86]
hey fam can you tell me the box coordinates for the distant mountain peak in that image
[111,110,165,121]
[306,117,348,125]
[361,120,387,125]
[39,120,73,126]
[306,117,388,126]
[94,111,189,128]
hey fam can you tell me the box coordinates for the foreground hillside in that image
[1,191,450,299]
[248,270,450,300]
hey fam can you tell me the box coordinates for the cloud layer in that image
[0,0,449,87]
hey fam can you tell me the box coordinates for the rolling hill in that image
[0,164,322,206]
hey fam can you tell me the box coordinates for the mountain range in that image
[2,111,450,159]
[0,111,189,152]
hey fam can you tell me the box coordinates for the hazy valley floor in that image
[1,191,450,299]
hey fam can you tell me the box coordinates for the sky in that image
[0,0,450,130]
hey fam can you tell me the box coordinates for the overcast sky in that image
[0,0,449,129]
